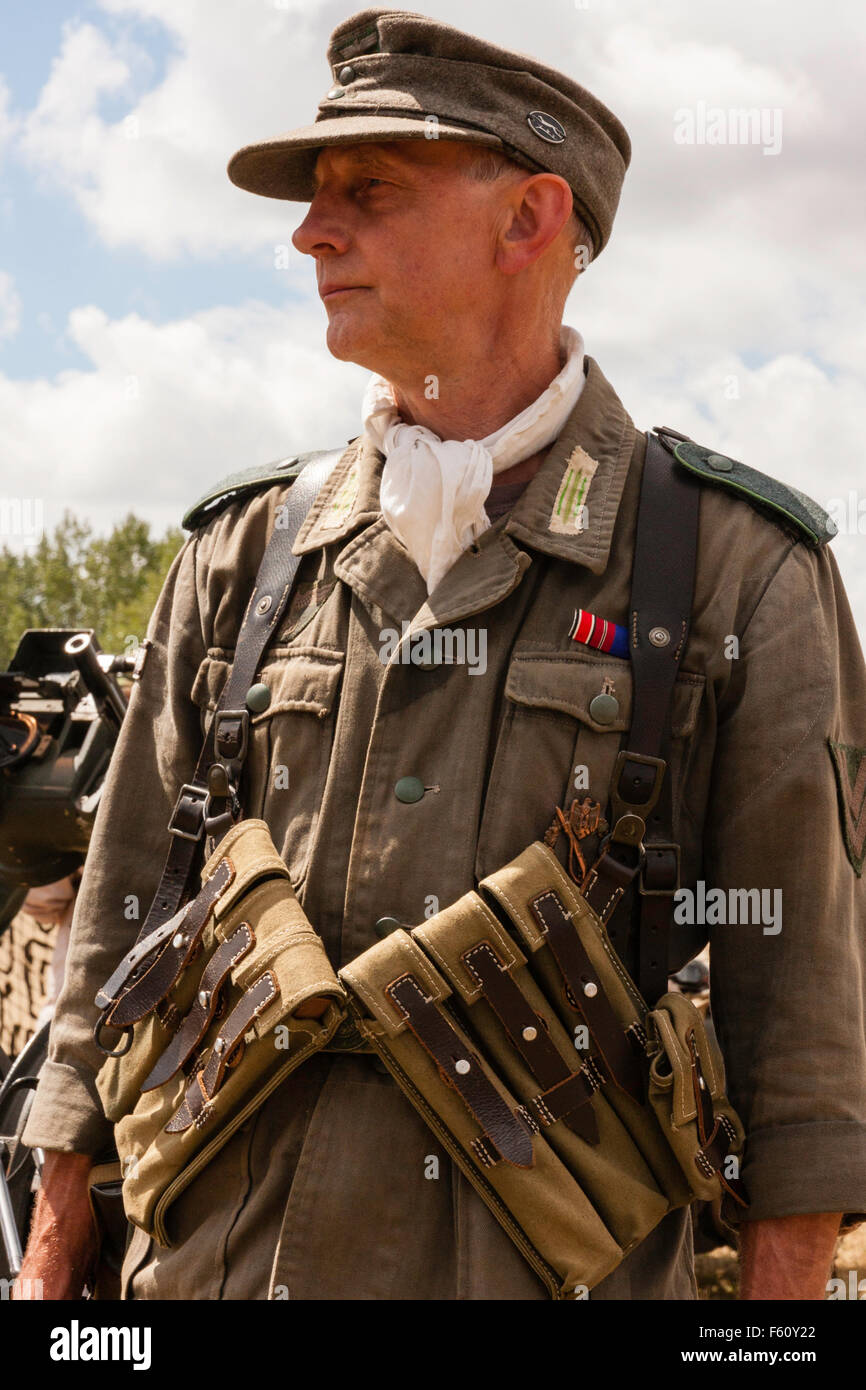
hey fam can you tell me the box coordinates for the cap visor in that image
[227,114,503,200]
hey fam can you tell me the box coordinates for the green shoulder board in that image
[182,447,345,532]
[664,432,838,548]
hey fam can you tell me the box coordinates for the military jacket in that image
[24,358,866,1299]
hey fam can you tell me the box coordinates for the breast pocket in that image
[191,645,344,889]
[475,649,704,881]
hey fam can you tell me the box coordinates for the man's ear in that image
[495,174,574,277]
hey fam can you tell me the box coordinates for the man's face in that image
[292,140,512,378]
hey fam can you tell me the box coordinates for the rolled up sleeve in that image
[705,540,866,1224]
[22,532,206,1155]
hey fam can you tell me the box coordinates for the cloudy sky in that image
[1,0,864,635]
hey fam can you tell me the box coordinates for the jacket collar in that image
[293,355,635,580]
[502,355,635,575]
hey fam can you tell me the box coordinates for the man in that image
[18,8,866,1300]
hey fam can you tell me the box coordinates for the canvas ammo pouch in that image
[340,839,746,1300]
[94,817,348,1245]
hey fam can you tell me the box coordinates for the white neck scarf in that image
[362,326,586,594]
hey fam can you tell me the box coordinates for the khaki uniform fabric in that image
[23,357,866,1299]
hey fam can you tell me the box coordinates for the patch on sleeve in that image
[549,446,598,537]
[828,739,866,876]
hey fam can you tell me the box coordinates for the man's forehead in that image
[310,140,474,187]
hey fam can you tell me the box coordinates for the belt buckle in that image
[610,751,667,824]
[167,782,210,841]
[638,842,681,896]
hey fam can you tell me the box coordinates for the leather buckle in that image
[610,750,667,823]
[214,708,249,764]
[167,782,209,841]
[639,842,681,896]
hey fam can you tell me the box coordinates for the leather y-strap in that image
[129,450,342,954]
[582,429,701,1005]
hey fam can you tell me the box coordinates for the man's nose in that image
[292,191,351,257]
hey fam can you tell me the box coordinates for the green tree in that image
[0,512,184,669]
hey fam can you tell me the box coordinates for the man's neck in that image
[389,334,564,443]
[491,449,548,487]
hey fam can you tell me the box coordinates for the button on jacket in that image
[23,357,866,1299]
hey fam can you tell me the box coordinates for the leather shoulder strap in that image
[94,451,342,1030]
[583,429,701,1005]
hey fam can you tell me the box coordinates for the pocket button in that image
[394,776,425,803]
[245,682,271,712]
[588,692,619,724]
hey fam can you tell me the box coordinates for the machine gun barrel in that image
[64,632,127,732]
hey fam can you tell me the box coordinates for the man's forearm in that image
[739,1212,842,1300]
[15,1149,98,1300]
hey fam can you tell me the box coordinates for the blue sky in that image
[1,2,298,381]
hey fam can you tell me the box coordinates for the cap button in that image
[338,64,356,84]
[589,692,619,725]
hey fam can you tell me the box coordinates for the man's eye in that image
[359,178,386,191]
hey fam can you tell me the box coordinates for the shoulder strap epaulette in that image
[654,426,837,549]
[181,445,349,532]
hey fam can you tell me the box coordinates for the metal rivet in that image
[522,1026,538,1042]
[245,682,271,713]
[706,452,733,472]
[614,813,644,844]
[214,1038,226,1055]
[455,1059,471,1075]
[198,990,210,1009]
[649,626,670,647]
[172,933,187,951]
[588,692,619,725]
[698,1076,706,1090]
[338,64,356,83]
[256,595,272,616]
[583,981,598,998]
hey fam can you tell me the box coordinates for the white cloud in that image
[0,272,21,340]
[15,4,321,258]
[0,75,17,165]
[0,295,368,539]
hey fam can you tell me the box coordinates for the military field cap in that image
[227,7,631,257]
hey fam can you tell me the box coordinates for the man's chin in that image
[324,317,383,371]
